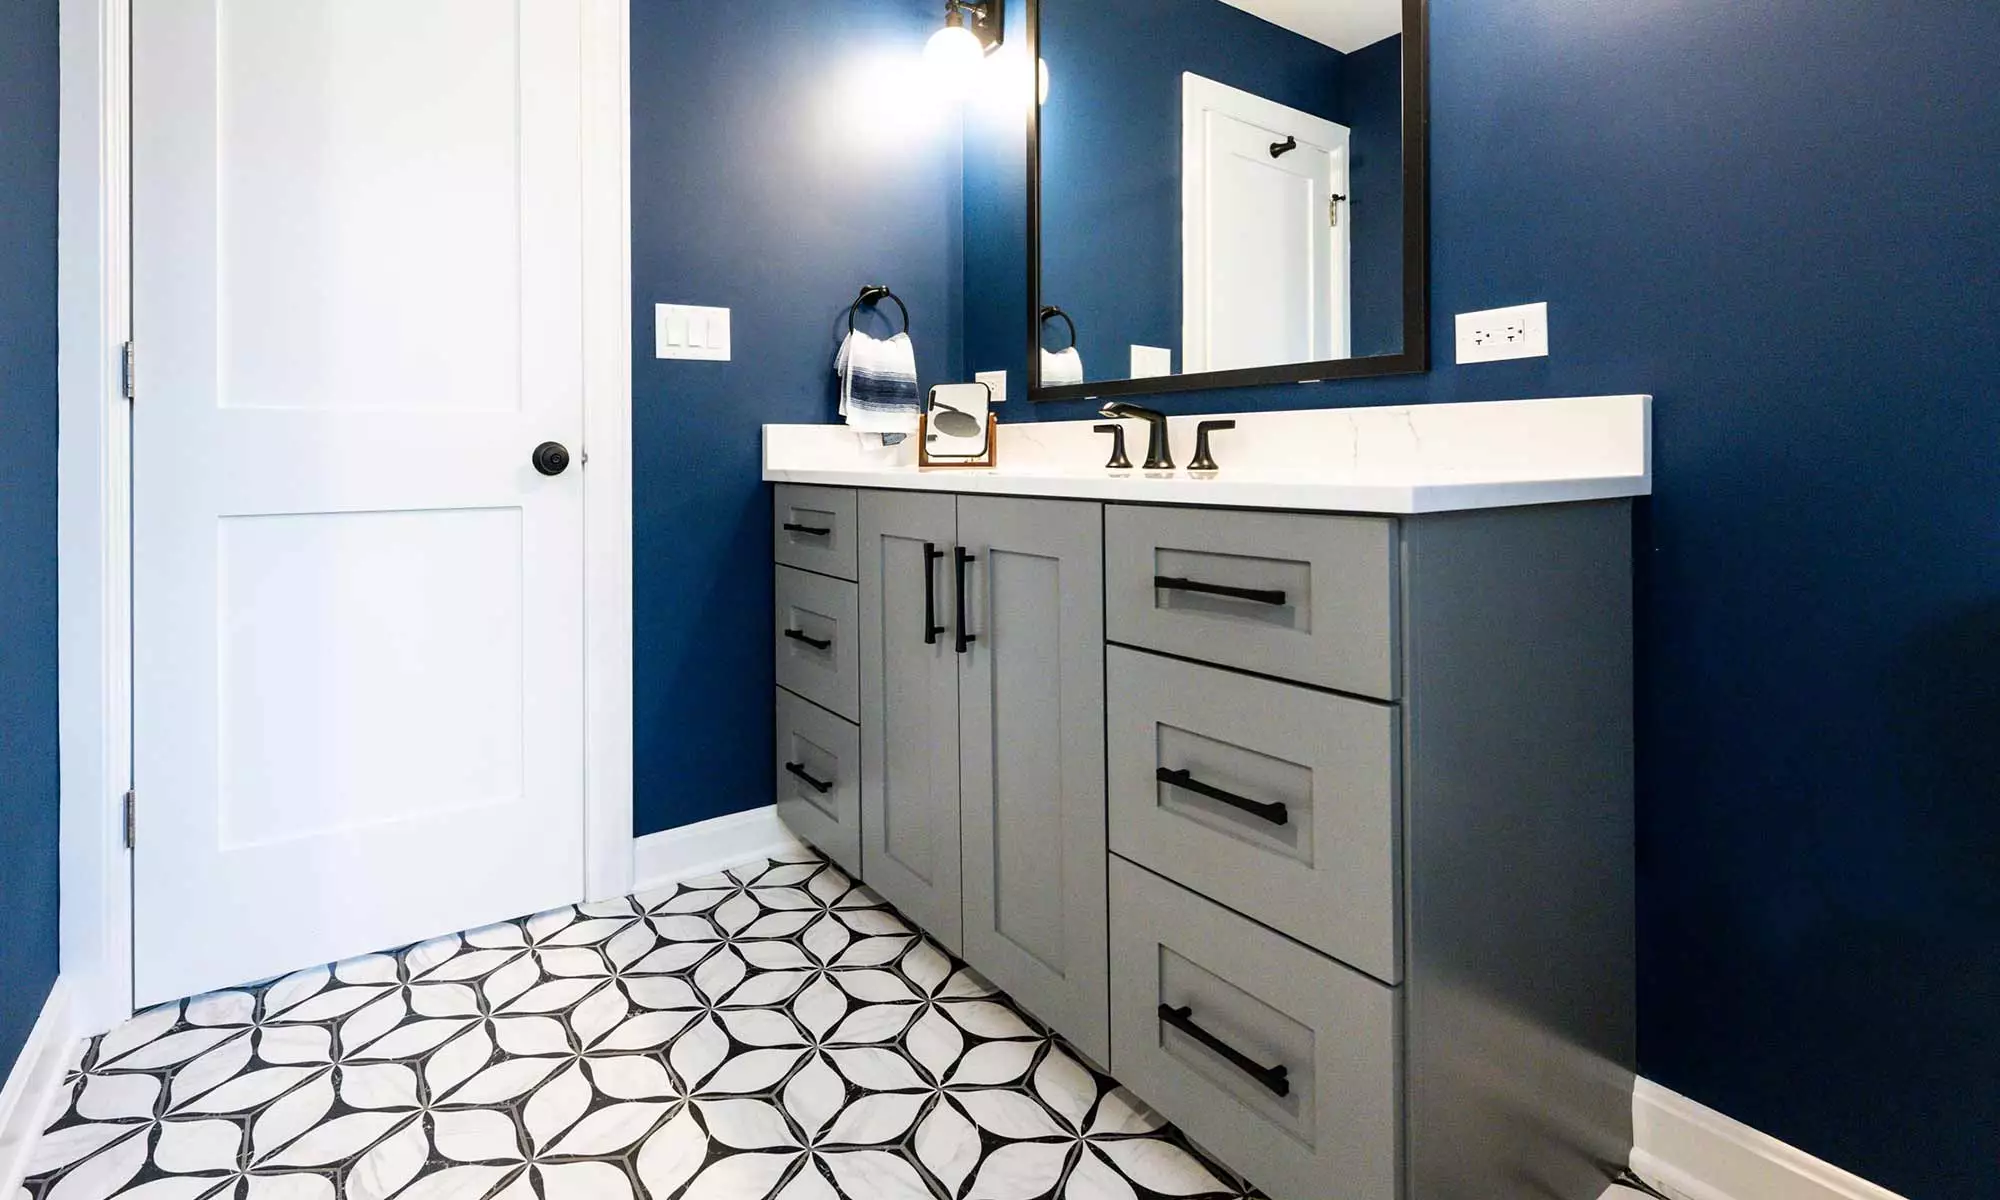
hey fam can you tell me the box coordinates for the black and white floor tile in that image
[21,851,1262,1200]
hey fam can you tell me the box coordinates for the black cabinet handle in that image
[783,522,832,537]
[784,762,833,794]
[923,543,947,645]
[1156,768,1290,826]
[954,547,978,655]
[1158,1005,1291,1097]
[1154,575,1287,607]
[784,628,832,651]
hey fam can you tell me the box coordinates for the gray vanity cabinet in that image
[956,496,1109,1064]
[856,491,964,951]
[778,481,1635,1200]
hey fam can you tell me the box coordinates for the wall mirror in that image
[1029,0,1427,400]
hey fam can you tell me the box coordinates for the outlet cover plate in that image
[1131,345,1174,378]
[655,303,731,361]
[975,370,1008,402]
[1455,302,1548,364]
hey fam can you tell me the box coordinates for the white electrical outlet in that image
[975,370,1008,402]
[1130,345,1173,379]
[655,303,732,361]
[1455,302,1548,364]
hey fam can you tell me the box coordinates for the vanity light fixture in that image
[926,0,1005,74]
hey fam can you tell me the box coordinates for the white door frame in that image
[1180,72,1351,372]
[57,0,635,1038]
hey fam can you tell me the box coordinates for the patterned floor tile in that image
[23,852,1263,1200]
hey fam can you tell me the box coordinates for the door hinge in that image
[123,790,136,849]
[121,341,136,400]
[1329,194,1346,228]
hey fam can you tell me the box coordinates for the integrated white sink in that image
[763,394,1652,515]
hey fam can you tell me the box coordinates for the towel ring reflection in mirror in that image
[1039,305,1077,351]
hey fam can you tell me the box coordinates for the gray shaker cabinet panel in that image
[774,484,858,581]
[957,496,1109,1064]
[1105,505,1398,700]
[774,566,859,722]
[774,687,861,878]
[1109,858,1400,1200]
[858,490,964,951]
[1106,646,1401,983]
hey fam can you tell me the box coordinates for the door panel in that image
[959,497,1108,1062]
[1182,74,1350,373]
[858,491,963,950]
[1205,112,1332,370]
[133,0,588,1005]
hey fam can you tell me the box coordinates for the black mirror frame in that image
[1027,0,1430,401]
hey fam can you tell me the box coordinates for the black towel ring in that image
[1040,305,1077,351]
[848,284,911,337]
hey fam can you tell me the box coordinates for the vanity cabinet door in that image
[858,491,964,951]
[957,496,1109,1062]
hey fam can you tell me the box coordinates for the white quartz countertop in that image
[764,395,1652,515]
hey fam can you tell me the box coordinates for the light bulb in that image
[925,23,985,77]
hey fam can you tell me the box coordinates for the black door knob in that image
[532,442,571,476]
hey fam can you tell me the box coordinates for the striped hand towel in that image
[836,329,921,435]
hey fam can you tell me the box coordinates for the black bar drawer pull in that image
[1154,575,1287,607]
[784,628,832,651]
[783,522,832,537]
[784,761,833,794]
[954,547,978,655]
[1158,1004,1291,1097]
[923,543,947,645]
[1157,768,1290,826]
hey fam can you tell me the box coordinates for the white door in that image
[1182,73,1350,372]
[133,0,590,1006]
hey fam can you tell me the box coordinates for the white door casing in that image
[129,0,622,1006]
[1182,73,1351,373]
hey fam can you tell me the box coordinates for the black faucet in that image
[1099,401,1173,470]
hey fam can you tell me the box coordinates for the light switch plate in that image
[975,370,1008,402]
[1455,302,1548,364]
[655,303,731,361]
[1131,345,1173,378]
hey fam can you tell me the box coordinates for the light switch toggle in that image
[655,304,732,361]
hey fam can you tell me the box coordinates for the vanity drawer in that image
[774,687,861,877]
[1110,859,1399,1200]
[775,565,859,722]
[1104,505,1398,699]
[1107,646,1400,982]
[774,484,858,581]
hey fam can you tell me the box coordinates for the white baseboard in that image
[1629,1079,1906,1200]
[0,980,77,1198]
[632,805,809,896]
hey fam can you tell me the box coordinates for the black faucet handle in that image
[1190,420,1236,472]
[1093,423,1133,470]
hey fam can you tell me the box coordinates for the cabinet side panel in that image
[1401,501,1636,1200]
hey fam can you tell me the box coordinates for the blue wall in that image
[629,0,964,835]
[960,3,1033,405]
[0,0,63,1079]
[1039,0,1410,375]
[1012,0,2000,1192]
[1340,35,1403,359]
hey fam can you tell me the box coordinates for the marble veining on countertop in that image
[764,395,1652,515]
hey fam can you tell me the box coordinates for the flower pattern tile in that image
[23,852,1262,1200]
